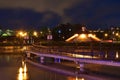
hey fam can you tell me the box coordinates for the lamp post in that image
[17,31,27,45]
[33,31,38,43]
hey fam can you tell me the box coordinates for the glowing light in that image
[116,51,119,59]
[88,34,93,37]
[69,29,72,31]
[66,32,101,42]
[17,31,27,37]
[18,67,23,80]
[33,31,38,37]
[24,32,27,36]
[74,34,79,37]
[104,33,108,37]
[19,32,23,35]
[82,27,86,32]
[22,61,25,66]
[67,77,85,80]
[112,32,115,34]
[105,54,107,58]
[79,34,86,39]
[40,31,43,34]
[116,33,119,36]
[88,34,101,41]
[75,76,85,80]
[72,54,98,59]
[66,34,78,42]
[23,64,27,73]
[17,62,28,80]
[81,78,84,80]
[22,46,27,51]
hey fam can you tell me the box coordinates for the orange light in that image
[79,34,86,39]
[116,51,119,59]
[33,31,38,37]
[104,33,108,37]
[65,34,78,42]
[88,34,93,37]
[116,33,119,36]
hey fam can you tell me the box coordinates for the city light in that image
[116,51,119,59]
[17,31,27,37]
[33,31,38,37]
[116,33,119,36]
[66,34,78,42]
[79,34,87,39]
[104,33,108,37]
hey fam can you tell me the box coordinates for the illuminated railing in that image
[26,45,120,61]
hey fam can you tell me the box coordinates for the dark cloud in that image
[64,0,120,27]
[0,0,82,29]
[0,0,81,15]
[0,0,120,29]
[0,9,61,30]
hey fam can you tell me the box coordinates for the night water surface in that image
[0,46,120,80]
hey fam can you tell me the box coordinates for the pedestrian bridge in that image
[25,46,120,67]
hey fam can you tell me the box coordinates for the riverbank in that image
[0,46,27,55]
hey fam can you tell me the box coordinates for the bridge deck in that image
[26,50,120,67]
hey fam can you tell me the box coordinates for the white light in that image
[116,51,119,59]
[79,34,86,39]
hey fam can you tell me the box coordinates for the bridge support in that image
[54,58,61,63]
[27,53,31,58]
[40,56,44,64]
[79,63,84,72]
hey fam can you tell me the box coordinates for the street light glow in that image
[79,34,86,39]
[33,31,38,37]
[104,33,108,37]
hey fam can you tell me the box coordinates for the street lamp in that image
[33,31,38,37]
[115,33,119,36]
[17,31,27,44]
[104,33,108,37]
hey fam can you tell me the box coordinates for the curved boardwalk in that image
[25,45,120,67]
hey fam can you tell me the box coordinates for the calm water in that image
[0,54,87,80]
[0,46,120,80]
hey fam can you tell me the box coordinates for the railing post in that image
[54,58,61,63]
[79,63,84,72]
[40,56,44,64]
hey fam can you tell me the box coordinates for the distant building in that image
[66,27,101,42]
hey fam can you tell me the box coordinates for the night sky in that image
[0,0,120,30]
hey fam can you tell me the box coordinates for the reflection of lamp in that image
[116,51,119,59]
[18,61,28,80]
[67,76,85,80]
[18,67,23,80]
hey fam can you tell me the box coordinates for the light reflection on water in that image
[0,47,120,80]
[0,46,26,53]
[17,60,29,80]
[67,76,85,80]
[116,51,119,59]
[0,54,86,80]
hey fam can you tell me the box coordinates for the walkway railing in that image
[25,44,120,68]
[27,45,120,61]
